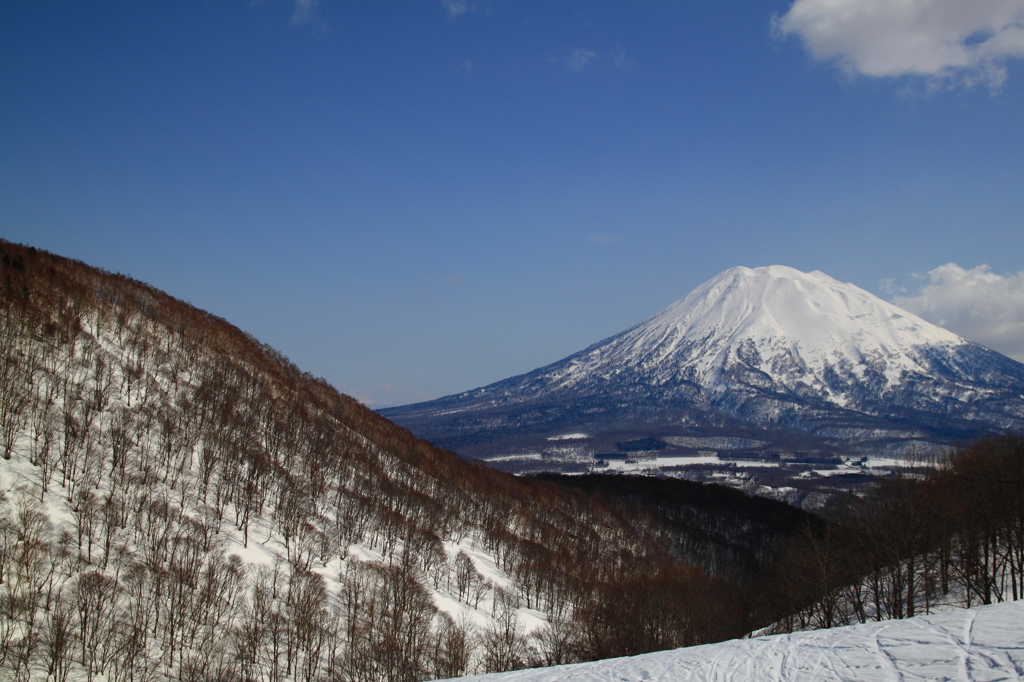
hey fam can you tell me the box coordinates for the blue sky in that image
[3,0,1023,406]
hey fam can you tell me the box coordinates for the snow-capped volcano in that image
[528,265,967,406]
[383,266,1024,467]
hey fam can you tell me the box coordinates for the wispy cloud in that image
[441,0,475,18]
[290,0,318,25]
[774,0,1024,90]
[443,273,463,284]
[289,0,331,32]
[611,49,633,71]
[586,233,618,244]
[566,48,598,72]
[890,263,1024,361]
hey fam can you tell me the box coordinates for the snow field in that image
[450,599,1024,682]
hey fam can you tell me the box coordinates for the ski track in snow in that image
[451,600,1024,682]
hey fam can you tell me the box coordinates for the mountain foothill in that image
[0,240,1022,681]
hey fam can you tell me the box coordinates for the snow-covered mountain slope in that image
[384,266,1024,470]
[453,599,1024,682]
[539,265,966,402]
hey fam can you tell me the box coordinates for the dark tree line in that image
[753,433,1024,633]
[534,473,823,585]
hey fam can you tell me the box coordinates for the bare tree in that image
[481,588,528,673]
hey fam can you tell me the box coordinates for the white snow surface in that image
[549,265,966,398]
[453,599,1024,682]
[547,433,589,441]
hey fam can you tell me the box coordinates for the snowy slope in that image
[452,600,1024,682]
[384,266,1024,465]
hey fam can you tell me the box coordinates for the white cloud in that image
[566,48,598,72]
[441,0,475,18]
[892,263,1024,361]
[774,0,1024,89]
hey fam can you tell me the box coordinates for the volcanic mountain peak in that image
[541,265,968,400]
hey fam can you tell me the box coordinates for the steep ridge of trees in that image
[0,240,754,680]
[754,433,1024,633]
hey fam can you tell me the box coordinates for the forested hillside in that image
[756,433,1024,634]
[538,437,1023,638]
[0,241,765,681]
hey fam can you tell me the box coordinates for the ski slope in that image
[453,600,1024,682]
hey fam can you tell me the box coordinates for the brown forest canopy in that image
[0,239,771,680]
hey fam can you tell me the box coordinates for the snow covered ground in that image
[452,600,1024,682]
